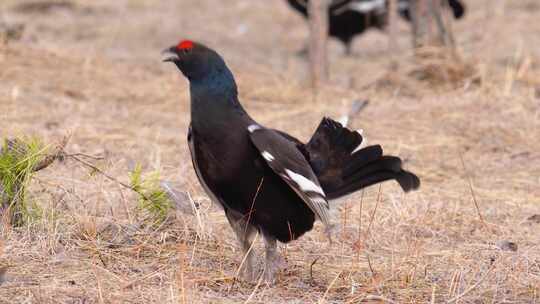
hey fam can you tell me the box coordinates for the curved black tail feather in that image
[304,117,420,200]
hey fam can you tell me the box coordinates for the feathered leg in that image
[262,232,285,284]
[225,210,257,281]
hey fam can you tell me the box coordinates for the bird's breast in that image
[190,123,255,184]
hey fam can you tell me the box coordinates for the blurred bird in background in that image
[285,0,466,54]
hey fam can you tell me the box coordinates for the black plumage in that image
[305,118,419,199]
[285,0,466,54]
[286,0,387,54]
[398,0,465,21]
[163,40,420,282]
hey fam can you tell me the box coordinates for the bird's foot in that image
[263,254,286,284]
[236,253,258,282]
[295,47,308,58]
[325,223,339,245]
[263,260,278,284]
[239,265,257,282]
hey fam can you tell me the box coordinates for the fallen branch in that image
[0,135,69,226]
[160,181,198,216]
[0,136,68,173]
[68,155,198,222]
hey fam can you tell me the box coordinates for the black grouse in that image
[286,0,387,55]
[163,40,420,283]
[286,0,466,54]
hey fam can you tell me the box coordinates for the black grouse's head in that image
[163,40,228,81]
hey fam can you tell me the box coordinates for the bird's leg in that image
[238,229,257,282]
[225,211,257,281]
[344,42,353,56]
[325,223,338,245]
[262,232,284,284]
[296,42,309,58]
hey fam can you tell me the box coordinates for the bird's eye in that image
[182,48,192,55]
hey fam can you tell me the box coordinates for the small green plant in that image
[0,137,47,226]
[129,164,172,225]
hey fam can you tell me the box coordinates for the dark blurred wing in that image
[447,0,465,19]
[347,0,386,13]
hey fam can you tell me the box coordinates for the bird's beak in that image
[162,47,178,62]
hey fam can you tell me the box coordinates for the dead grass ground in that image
[0,0,539,303]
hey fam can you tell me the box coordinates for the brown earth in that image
[0,0,539,303]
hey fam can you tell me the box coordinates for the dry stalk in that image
[445,264,495,303]
[365,184,383,238]
[243,268,265,304]
[318,270,342,304]
[458,152,487,228]
[245,177,264,235]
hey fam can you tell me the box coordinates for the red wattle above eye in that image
[177,40,194,51]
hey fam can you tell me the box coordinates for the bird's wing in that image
[247,124,332,227]
[330,0,355,12]
[347,0,386,14]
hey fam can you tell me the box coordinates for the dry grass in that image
[1,0,540,303]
